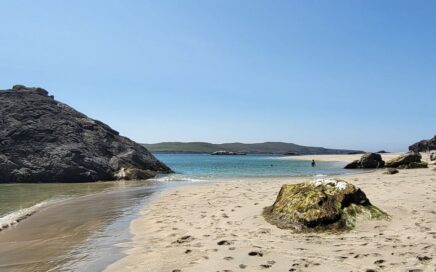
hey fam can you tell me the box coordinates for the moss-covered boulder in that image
[263,179,388,232]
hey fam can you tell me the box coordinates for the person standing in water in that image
[311,160,316,167]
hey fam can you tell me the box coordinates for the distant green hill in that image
[143,142,363,155]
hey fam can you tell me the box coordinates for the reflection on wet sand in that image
[0,182,165,272]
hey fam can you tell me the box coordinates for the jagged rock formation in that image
[0,85,172,182]
[385,152,427,169]
[409,135,436,152]
[344,153,385,169]
[263,179,388,232]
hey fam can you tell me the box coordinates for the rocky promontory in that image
[0,85,172,182]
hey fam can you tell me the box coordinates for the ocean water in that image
[153,153,349,181]
[0,154,351,271]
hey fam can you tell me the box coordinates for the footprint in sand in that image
[260,260,276,269]
[417,256,432,263]
[217,240,232,246]
[374,259,385,265]
[248,251,263,257]
[174,235,194,244]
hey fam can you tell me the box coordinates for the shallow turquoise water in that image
[154,153,349,179]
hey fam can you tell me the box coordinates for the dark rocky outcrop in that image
[344,153,385,169]
[0,85,172,183]
[263,179,388,232]
[385,152,427,169]
[409,135,436,152]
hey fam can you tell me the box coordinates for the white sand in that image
[106,154,436,272]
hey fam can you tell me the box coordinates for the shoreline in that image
[106,155,435,271]
[0,155,355,271]
[0,181,172,272]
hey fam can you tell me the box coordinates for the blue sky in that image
[0,1,435,151]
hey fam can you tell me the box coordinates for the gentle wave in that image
[0,198,65,231]
[151,174,209,183]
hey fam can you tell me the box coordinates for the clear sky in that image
[1,1,435,151]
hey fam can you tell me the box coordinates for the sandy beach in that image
[106,154,436,272]
[2,2,435,271]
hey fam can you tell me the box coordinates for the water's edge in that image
[0,156,356,271]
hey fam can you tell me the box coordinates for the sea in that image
[0,154,352,271]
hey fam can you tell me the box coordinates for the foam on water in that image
[152,174,208,183]
[0,198,64,231]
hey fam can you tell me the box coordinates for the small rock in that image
[383,168,399,175]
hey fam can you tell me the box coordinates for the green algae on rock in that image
[263,179,388,232]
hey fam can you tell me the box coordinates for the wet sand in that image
[0,182,168,272]
[106,155,436,271]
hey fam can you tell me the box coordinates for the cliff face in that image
[0,85,172,183]
[409,135,436,152]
